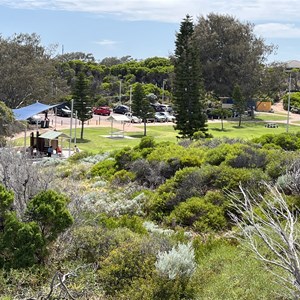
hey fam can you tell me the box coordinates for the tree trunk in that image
[143,121,147,136]
[80,121,84,140]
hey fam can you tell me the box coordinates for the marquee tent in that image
[12,101,59,120]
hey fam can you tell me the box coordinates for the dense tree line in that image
[0,15,289,113]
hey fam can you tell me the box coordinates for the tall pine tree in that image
[173,15,207,139]
[72,72,92,140]
[131,83,154,136]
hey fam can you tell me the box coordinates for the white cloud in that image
[95,39,118,46]
[2,0,300,24]
[255,23,300,38]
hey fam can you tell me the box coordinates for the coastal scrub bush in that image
[167,197,227,232]
[98,238,156,295]
[89,158,116,179]
[111,169,136,185]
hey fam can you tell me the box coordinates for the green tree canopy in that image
[0,33,69,108]
[173,15,208,139]
[194,13,274,99]
[131,83,155,136]
[72,72,93,139]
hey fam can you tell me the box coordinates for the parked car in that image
[27,115,42,125]
[155,112,167,122]
[157,111,176,122]
[124,112,142,123]
[55,103,72,117]
[159,104,173,113]
[93,106,111,116]
[113,105,129,114]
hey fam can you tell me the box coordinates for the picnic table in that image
[265,123,278,128]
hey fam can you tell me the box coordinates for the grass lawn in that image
[11,119,300,153]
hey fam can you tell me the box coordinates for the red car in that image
[93,106,111,116]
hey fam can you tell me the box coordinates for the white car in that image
[124,112,142,123]
[155,112,167,122]
[158,111,176,122]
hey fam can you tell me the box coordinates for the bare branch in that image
[230,182,300,296]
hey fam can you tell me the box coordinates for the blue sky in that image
[0,0,299,63]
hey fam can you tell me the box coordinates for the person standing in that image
[74,145,80,154]
[47,145,53,157]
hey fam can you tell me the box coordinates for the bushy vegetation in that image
[1,132,300,298]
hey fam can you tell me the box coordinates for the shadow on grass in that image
[72,138,91,144]
[127,134,146,139]
[210,127,233,132]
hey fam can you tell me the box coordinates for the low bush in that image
[89,158,117,179]
[167,197,227,232]
[111,169,136,185]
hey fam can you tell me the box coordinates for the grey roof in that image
[38,131,70,140]
[285,60,300,69]
[107,114,131,122]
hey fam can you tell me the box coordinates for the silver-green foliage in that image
[155,242,196,280]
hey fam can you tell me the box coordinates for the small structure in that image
[30,130,70,156]
[107,114,131,138]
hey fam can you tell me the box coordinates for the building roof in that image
[12,101,60,120]
[285,60,300,69]
[107,114,131,122]
[38,130,70,140]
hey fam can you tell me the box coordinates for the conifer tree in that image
[131,83,154,136]
[232,84,246,127]
[173,15,207,139]
[72,72,92,139]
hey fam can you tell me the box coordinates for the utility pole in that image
[162,79,166,103]
[119,80,122,103]
[129,85,132,112]
[286,72,292,133]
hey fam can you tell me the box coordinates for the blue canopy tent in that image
[12,101,59,121]
[12,101,63,155]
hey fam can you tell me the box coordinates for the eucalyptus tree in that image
[0,33,69,108]
[173,15,207,139]
[0,101,15,144]
[194,13,274,99]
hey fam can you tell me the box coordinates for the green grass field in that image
[11,117,300,153]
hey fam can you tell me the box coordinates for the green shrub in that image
[253,132,300,151]
[90,158,116,179]
[114,147,135,170]
[67,150,92,163]
[265,149,295,179]
[98,238,156,295]
[147,144,205,167]
[97,214,148,234]
[204,143,232,165]
[136,136,156,149]
[224,144,267,169]
[213,165,269,192]
[1,213,45,268]
[167,197,227,232]
[69,226,137,263]
[111,169,135,185]
[26,190,73,243]
[148,166,219,220]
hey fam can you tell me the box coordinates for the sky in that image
[0,0,299,63]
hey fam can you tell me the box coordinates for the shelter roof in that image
[285,60,300,69]
[38,130,70,140]
[12,101,60,120]
[107,114,130,122]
